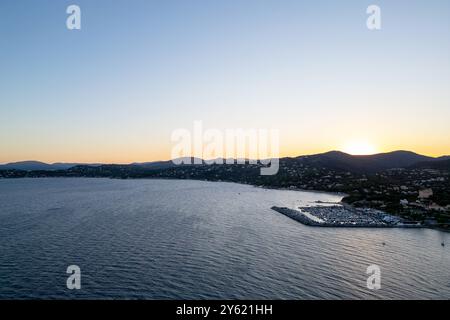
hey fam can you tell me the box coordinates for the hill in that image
[411,159,450,170]
[293,150,434,173]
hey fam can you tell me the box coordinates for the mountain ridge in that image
[0,161,102,171]
[1,151,449,173]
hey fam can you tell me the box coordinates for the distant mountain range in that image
[0,161,102,171]
[1,151,449,173]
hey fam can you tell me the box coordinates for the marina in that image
[271,205,423,228]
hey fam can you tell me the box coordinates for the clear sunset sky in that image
[1,0,449,164]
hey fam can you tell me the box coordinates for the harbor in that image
[271,205,423,228]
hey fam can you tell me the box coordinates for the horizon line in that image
[2,149,449,166]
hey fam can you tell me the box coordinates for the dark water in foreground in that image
[0,178,448,299]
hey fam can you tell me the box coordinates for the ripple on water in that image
[0,178,448,299]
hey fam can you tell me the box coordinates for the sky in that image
[1,0,450,163]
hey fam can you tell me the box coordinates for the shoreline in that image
[1,176,448,233]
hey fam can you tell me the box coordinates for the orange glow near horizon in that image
[1,142,450,165]
[1,126,450,164]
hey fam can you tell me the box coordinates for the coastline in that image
[1,176,448,233]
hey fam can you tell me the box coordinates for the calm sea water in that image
[0,178,448,299]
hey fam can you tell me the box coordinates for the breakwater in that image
[271,206,422,228]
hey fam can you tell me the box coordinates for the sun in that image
[342,140,378,155]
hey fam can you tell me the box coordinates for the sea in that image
[0,178,448,299]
